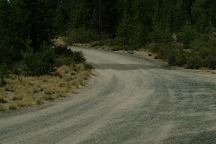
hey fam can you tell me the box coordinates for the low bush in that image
[71,51,86,64]
[149,30,172,43]
[54,46,86,66]
[190,35,216,69]
[21,47,56,76]
[186,54,203,69]
[83,63,93,69]
[11,45,87,76]
[145,33,216,69]
[54,46,71,56]
[67,28,99,44]
[178,25,196,48]
[205,55,216,69]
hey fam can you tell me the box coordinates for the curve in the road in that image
[0,47,216,144]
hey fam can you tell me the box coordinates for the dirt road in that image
[0,47,216,144]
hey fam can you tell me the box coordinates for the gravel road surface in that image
[0,47,216,144]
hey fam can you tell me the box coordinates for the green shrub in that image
[146,43,160,52]
[71,51,86,64]
[178,25,196,48]
[171,48,187,66]
[67,28,99,44]
[190,35,216,69]
[150,30,172,43]
[54,46,71,56]
[175,53,187,66]
[54,46,86,66]
[83,63,93,70]
[21,48,56,76]
[205,55,216,69]
[187,54,203,69]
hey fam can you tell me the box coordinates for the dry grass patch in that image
[0,64,91,111]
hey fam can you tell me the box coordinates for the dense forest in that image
[66,0,216,69]
[0,0,86,86]
[0,0,216,85]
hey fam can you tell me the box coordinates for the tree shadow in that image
[91,63,162,71]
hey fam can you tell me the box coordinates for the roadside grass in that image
[0,63,91,111]
[0,37,92,111]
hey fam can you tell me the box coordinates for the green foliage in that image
[67,28,99,44]
[117,13,134,48]
[190,34,216,69]
[71,51,86,64]
[187,54,203,69]
[83,63,93,70]
[0,0,60,58]
[147,35,216,69]
[178,25,196,48]
[0,0,216,74]
[55,47,86,66]
[150,30,172,43]
[21,47,56,76]
[0,0,74,78]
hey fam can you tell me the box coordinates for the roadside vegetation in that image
[0,0,215,110]
[65,0,216,70]
[0,1,92,110]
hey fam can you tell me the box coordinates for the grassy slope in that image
[0,37,92,111]
[0,64,91,111]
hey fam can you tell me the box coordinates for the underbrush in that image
[87,32,216,70]
[0,63,91,111]
[66,28,100,44]
[145,33,216,69]
[145,44,215,69]
[87,39,139,51]
[11,45,88,76]
[0,42,92,111]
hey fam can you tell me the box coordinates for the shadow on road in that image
[91,63,162,71]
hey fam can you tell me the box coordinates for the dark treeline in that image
[0,0,216,81]
[66,0,216,69]
[67,0,216,41]
[0,0,85,85]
